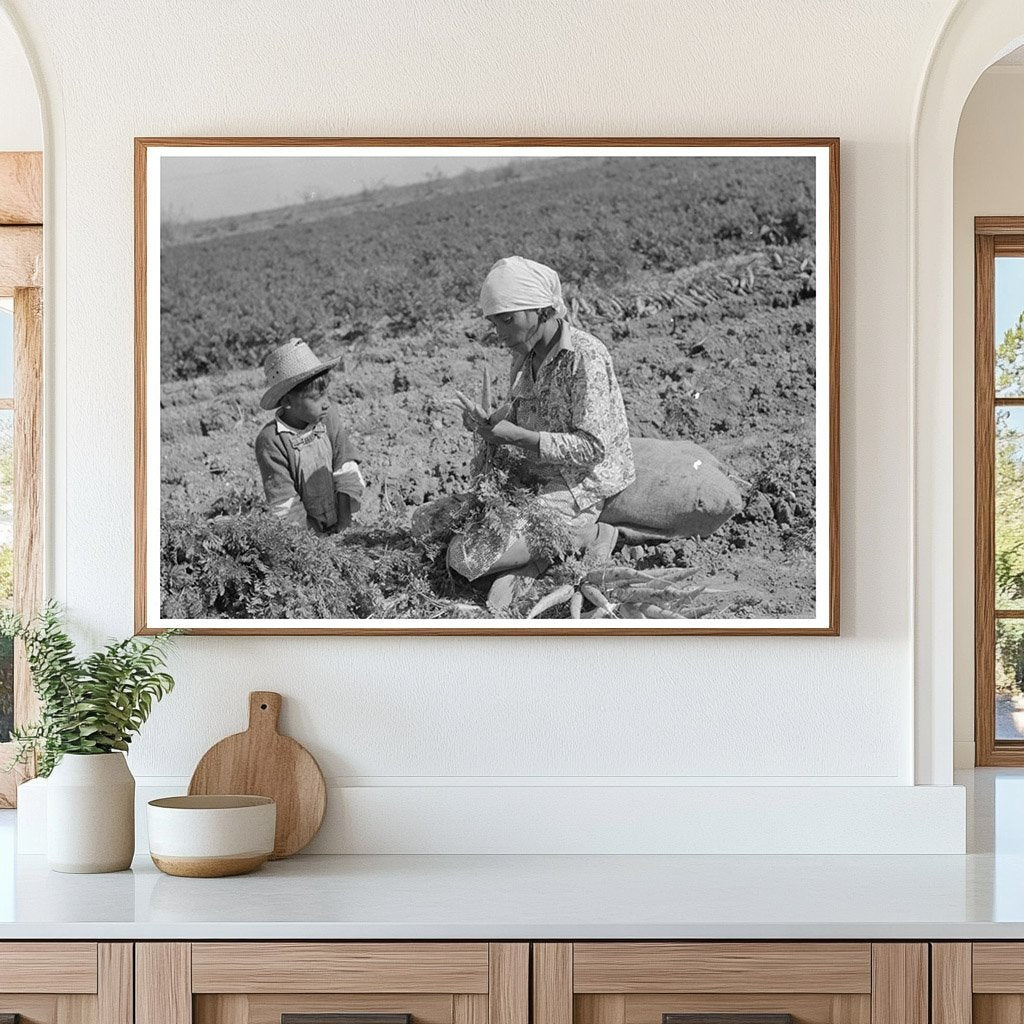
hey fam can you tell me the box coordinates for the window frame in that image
[975,217,1024,765]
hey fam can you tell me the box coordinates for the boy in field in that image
[254,338,365,534]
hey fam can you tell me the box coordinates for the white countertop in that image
[0,848,1022,940]
[1,768,1022,941]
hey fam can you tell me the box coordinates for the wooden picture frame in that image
[135,137,839,636]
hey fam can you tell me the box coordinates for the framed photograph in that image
[135,137,838,635]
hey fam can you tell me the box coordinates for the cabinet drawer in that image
[570,943,872,1024]
[937,942,1024,1024]
[534,943,926,1024]
[572,944,872,994]
[139,942,528,1024]
[973,944,1024,992]
[191,944,491,993]
[0,943,130,1024]
[0,942,98,993]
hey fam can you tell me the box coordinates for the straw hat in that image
[259,338,339,410]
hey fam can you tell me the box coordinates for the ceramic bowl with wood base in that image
[147,795,276,877]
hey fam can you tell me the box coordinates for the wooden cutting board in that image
[188,691,326,859]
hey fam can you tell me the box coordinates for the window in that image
[975,219,1024,764]
[0,302,12,745]
[0,151,43,806]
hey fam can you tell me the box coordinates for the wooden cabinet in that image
[932,943,1024,1024]
[0,943,132,1024]
[136,944,528,1024]
[926,943,1024,1024]
[532,944,928,1024]
[0,938,950,1024]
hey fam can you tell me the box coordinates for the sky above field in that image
[997,257,1024,341]
[160,155,520,221]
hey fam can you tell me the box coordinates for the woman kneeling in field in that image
[449,256,635,611]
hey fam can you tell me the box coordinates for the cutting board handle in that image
[248,691,282,734]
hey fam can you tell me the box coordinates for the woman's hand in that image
[454,391,491,433]
[453,391,539,455]
[473,418,515,445]
[476,418,541,457]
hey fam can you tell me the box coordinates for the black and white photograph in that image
[136,139,838,634]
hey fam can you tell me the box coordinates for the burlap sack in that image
[599,437,743,540]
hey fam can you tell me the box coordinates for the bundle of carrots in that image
[453,368,494,428]
[454,369,717,622]
[526,566,715,620]
[452,369,497,474]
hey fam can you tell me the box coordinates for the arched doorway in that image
[914,1,1024,784]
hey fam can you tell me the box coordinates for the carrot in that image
[579,583,616,615]
[641,567,699,582]
[636,604,684,619]
[526,584,575,619]
[604,584,693,604]
[481,368,492,411]
[615,602,645,618]
[581,606,611,620]
[585,566,648,581]
[615,603,684,620]
[606,581,706,604]
[585,567,659,587]
[678,602,716,618]
[607,577,683,592]
[569,592,583,619]
[606,586,662,604]
[454,390,488,424]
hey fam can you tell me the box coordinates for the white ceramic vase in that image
[46,752,135,873]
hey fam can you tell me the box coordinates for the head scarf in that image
[479,256,567,318]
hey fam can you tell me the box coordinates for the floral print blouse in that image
[509,323,635,512]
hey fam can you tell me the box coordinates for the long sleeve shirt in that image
[509,324,635,512]
[254,406,364,532]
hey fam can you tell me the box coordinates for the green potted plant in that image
[2,603,178,873]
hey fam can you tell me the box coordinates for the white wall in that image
[0,10,39,151]
[953,66,1024,767]
[0,0,973,852]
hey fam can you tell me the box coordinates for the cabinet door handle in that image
[664,1016,794,1024]
[283,1015,411,1024]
